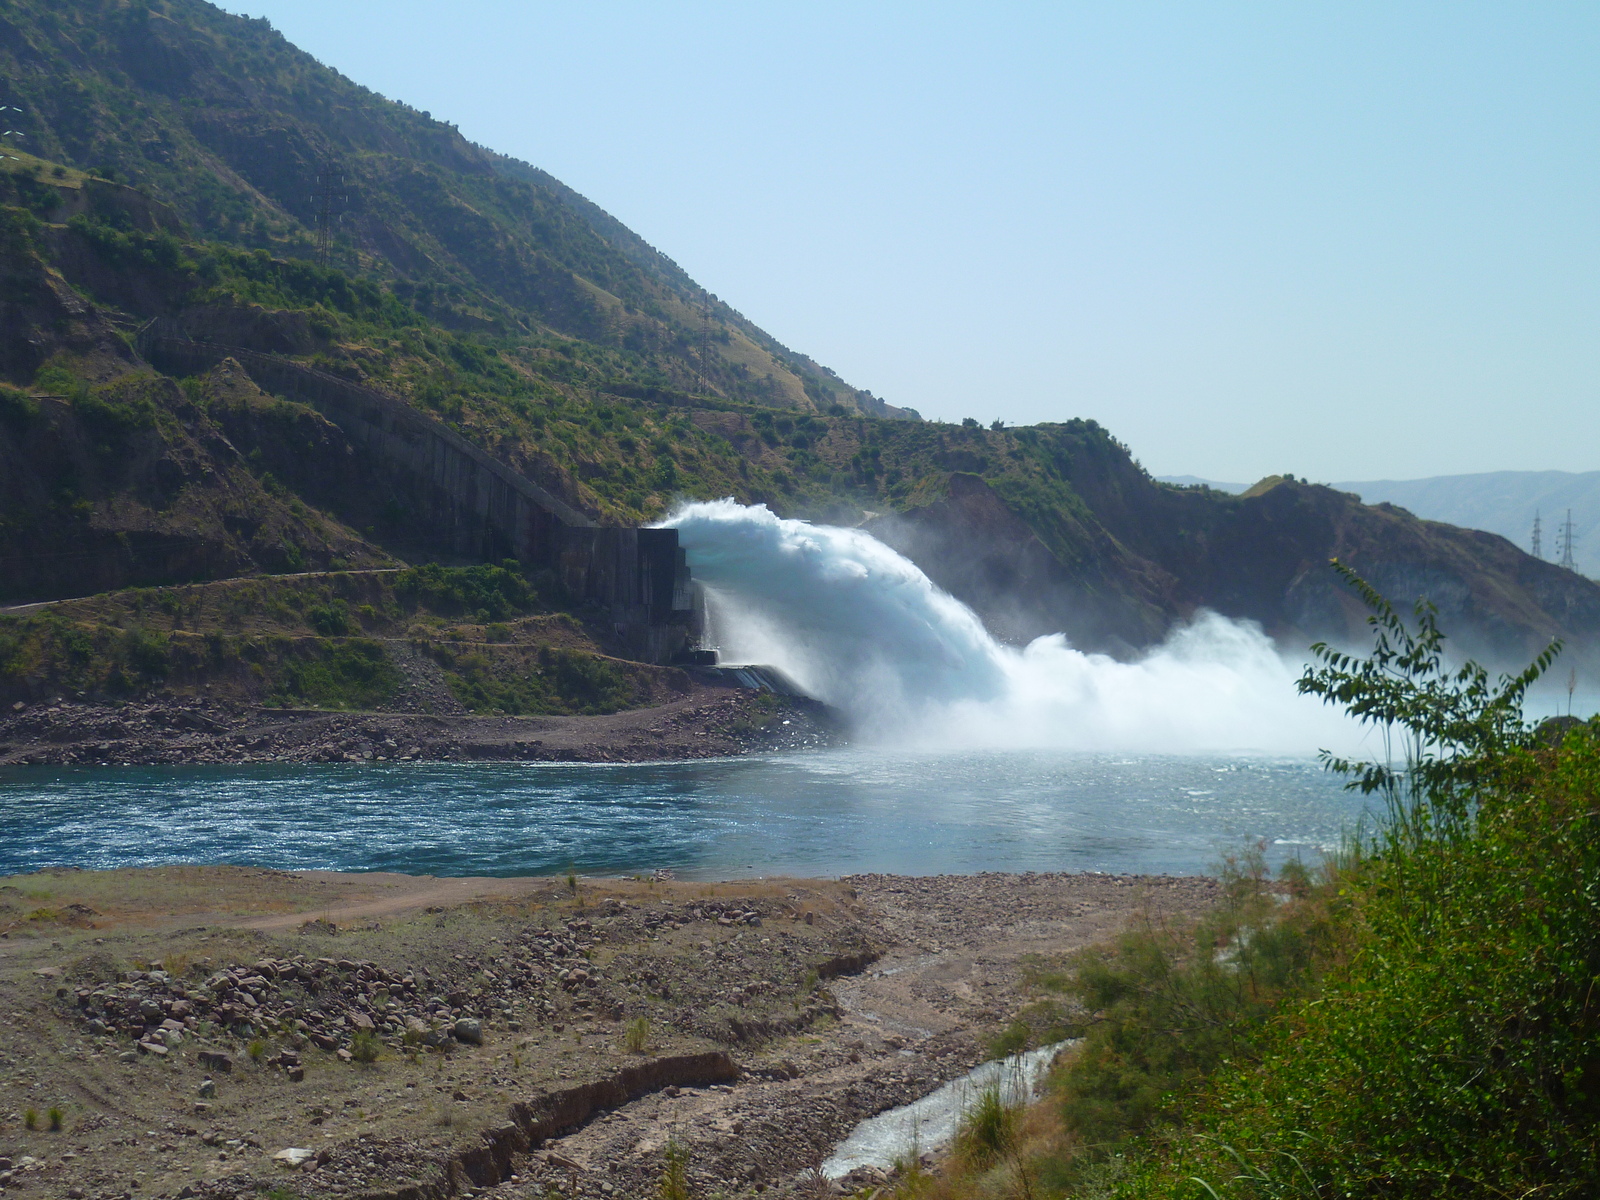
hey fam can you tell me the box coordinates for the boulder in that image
[272,1147,314,1170]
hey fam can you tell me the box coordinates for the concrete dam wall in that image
[139,328,696,664]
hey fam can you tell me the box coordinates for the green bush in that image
[1042,847,1337,1165]
[657,1138,691,1200]
[437,643,637,715]
[984,1018,1031,1062]
[1069,566,1600,1200]
[953,1085,1019,1169]
[394,562,537,621]
[271,639,400,709]
[120,627,171,680]
[623,1016,650,1054]
[350,1028,382,1063]
[33,364,89,402]
[0,384,40,431]
[306,601,352,636]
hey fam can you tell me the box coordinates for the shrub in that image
[46,1105,63,1132]
[953,1085,1018,1169]
[23,1106,38,1130]
[350,1028,382,1063]
[1054,565,1600,1200]
[271,639,400,709]
[121,626,170,679]
[658,1138,691,1200]
[1046,846,1337,1157]
[623,1016,650,1054]
[984,1018,1030,1061]
[394,562,536,621]
[306,601,352,636]
[0,384,40,431]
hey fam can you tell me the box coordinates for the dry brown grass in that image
[0,865,383,929]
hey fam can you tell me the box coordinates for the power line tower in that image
[0,102,25,163]
[697,293,715,391]
[1531,510,1543,559]
[311,158,347,268]
[1559,509,1578,571]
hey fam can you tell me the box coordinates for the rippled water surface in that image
[0,751,1367,878]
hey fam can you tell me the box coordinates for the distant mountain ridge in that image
[1332,472,1600,579]
[1159,472,1600,578]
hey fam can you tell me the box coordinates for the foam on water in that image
[821,1041,1074,1178]
[667,499,1362,755]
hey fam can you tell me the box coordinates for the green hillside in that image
[0,0,907,420]
[1,0,1596,672]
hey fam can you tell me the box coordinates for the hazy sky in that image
[232,2,1598,483]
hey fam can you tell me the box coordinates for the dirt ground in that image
[0,867,1221,1200]
[0,685,839,768]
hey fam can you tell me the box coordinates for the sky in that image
[230,2,1599,483]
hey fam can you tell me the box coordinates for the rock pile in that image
[64,900,853,1062]
[0,689,840,767]
[69,955,503,1058]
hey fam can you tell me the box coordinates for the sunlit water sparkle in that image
[0,750,1367,878]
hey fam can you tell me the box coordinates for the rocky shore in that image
[0,867,1221,1199]
[0,686,840,768]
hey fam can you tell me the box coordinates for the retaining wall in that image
[139,329,695,662]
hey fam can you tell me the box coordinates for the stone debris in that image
[0,690,841,767]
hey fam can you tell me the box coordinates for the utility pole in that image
[1531,511,1543,559]
[311,158,347,269]
[1559,509,1578,572]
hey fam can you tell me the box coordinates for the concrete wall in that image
[140,329,696,662]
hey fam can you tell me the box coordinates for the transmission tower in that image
[0,103,25,163]
[1559,508,1578,572]
[1531,511,1543,559]
[311,158,347,268]
[697,293,715,391]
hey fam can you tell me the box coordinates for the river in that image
[0,749,1366,878]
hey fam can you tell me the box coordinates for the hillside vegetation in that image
[0,565,683,715]
[901,572,1600,1199]
[0,0,907,419]
[0,0,1596,671]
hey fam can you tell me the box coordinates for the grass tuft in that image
[623,1015,650,1055]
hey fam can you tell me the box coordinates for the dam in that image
[140,323,699,664]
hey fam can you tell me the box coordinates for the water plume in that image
[666,499,1360,755]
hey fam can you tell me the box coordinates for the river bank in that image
[0,685,840,767]
[0,867,1221,1198]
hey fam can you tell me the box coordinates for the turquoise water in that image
[0,750,1367,879]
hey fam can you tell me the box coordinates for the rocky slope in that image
[0,2,1592,672]
[877,468,1600,669]
[0,866,1219,1198]
[0,686,838,767]
[0,0,905,419]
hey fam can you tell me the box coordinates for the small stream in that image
[822,1040,1075,1179]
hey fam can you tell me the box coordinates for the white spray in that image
[665,499,1361,755]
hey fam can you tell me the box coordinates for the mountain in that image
[874,467,1600,673]
[1155,474,1246,493]
[2,0,1598,681]
[1332,472,1600,579]
[1162,472,1600,578]
[0,0,912,421]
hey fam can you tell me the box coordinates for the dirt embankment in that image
[0,684,840,767]
[0,867,1220,1199]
